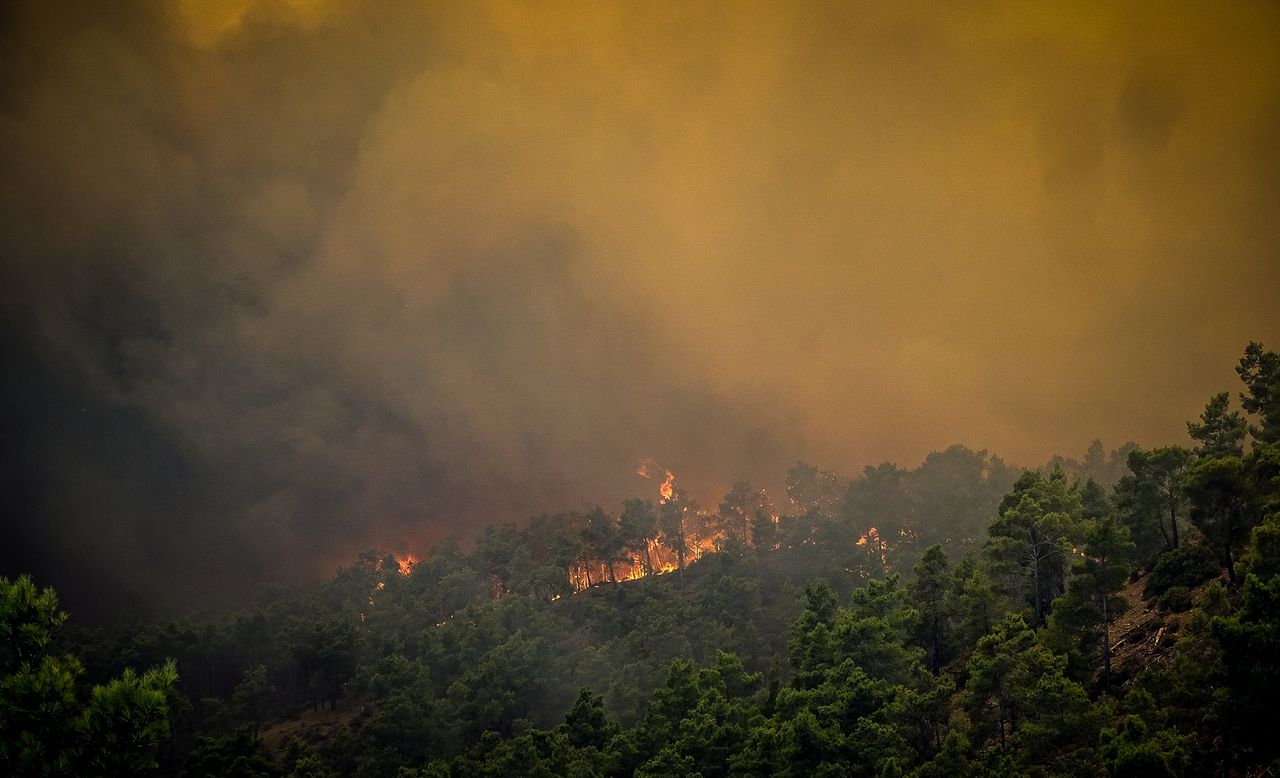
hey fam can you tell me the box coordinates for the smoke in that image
[2,0,1278,618]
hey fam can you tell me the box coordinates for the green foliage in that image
[561,688,617,750]
[1184,455,1256,584]
[986,469,1081,625]
[0,576,178,776]
[1114,447,1192,563]
[14,341,1280,777]
[0,654,82,776]
[1187,392,1247,459]
[966,614,1104,772]
[1142,544,1219,598]
[1236,341,1280,443]
[1211,570,1280,763]
[1243,512,1280,580]
[0,575,67,673]
[183,725,278,777]
[1044,517,1133,686]
[909,545,954,672]
[80,661,179,774]
[1155,586,1192,613]
[1099,711,1191,778]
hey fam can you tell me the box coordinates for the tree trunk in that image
[1101,593,1112,692]
[1169,502,1180,549]
[1156,515,1170,551]
[1031,546,1043,625]
[1224,504,1238,585]
[930,620,940,674]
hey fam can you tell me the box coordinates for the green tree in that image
[230,664,273,732]
[1211,570,1280,764]
[966,613,1038,752]
[986,470,1079,625]
[183,725,278,778]
[909,545,954,673]
[1080,478,1110,522]
[0,654,82,776]
[0,576,66,672]
[658,487,694,574]
[788,581,838,685]
[582,507,621,584]
[1141,447,1191,550]
[1236,341,1280,443]
[1187,391,1247,458]
[785,461,843,517]
[1046,518,1135,690]
[1184,456,1255,584]
[718,481,770,545]
[561,688,617,750]
[618,499,659,575]
[0,576,178,776]
[79,662,180,775]
[841,462,912,560]
[967,613,1101,767]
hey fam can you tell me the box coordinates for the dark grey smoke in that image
[2,0,1278,619]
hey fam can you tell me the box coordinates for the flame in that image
[397,554,418,575]
[637,457,677,503]
[659,471,675,502]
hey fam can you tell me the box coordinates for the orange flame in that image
[658,470,675,502]
[397,554,418,576]
[637,457,677,503]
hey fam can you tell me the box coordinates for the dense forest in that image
[4,341,1279,776]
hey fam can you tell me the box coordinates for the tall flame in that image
[658,470,675,502]
[637,457,677,503]
[397,553,418,576]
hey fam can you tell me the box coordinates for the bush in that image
[1156,586,1193,613]
[1143,545,1218,599]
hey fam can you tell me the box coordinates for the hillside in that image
[3,341,1279,777]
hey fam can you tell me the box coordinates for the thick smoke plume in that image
[2,0,1278,617]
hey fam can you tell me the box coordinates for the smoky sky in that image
[2,0,1278,619]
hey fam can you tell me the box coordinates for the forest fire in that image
[566,535,702,592]
[383,463,884,596]
[659,472,675,502]
[397,554,418,575]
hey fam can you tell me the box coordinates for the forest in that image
[3,340,1278,777]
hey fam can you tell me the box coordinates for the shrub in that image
[1156,586,1193,613]
[1143,545,1218,599]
